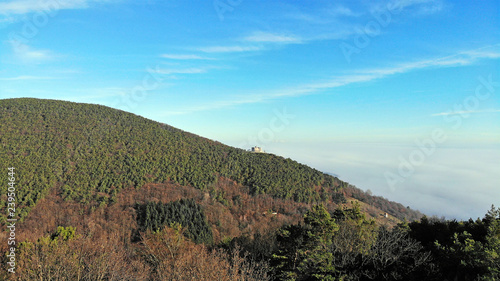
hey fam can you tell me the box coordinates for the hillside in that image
[1,98,498,280]
[0,98,421,223]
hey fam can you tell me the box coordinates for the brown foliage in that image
[140,225,270,281]
[0,176,412,279]
[14,230,150,280]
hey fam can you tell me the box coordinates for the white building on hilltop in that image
[250,146,264,153]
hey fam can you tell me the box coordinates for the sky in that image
[0,0,499,220]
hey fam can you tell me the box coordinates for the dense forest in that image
[268,204,500,280]
[0,98,420,223]
[0,98,344,223]
[136,199,213,244]
[2,199,498,280]
[1,98,495,280]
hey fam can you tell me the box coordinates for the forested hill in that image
[0,98,342,221]
[0,98,420,223]
[2,98,498,281]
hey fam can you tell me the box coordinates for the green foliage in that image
[330,203,378,258]
[272,205,340,281]
[0,98,345,223]
[51,226,77,241]
[272,205,432,281]
[136,199,213,244]
[409,205,500,281]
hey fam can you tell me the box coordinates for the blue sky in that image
[1,0,499,219]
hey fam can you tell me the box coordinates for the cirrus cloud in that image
[243,31,302,44]
[0,0,117,16]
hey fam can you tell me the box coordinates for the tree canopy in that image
[0,98,344,223]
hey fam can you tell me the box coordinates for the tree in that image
[358,227,432,281]
[409,206,500,281]
[272,204,433,281]
[141,225,269,281]
[272,205,339,281]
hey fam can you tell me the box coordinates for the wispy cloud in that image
[0,16,16,24]
[286,3,361,25]
[461,47,500,60]
[162,95,269,116]
[329,5,361,17]
[270,44,500,97]
[0,0,115,16]
[198,45,263,53]
[0,75,57,80]
[347,44,500,78]
[416,1,445,15]
[153,67,208,75]
[165,45,500,115]
[243,31,302,44]
[371,0,446,16]
[9,41,56,63]
[431,109,500,117]
[283,1,445,42]
[161,54,213,60]
[197,31,302,54]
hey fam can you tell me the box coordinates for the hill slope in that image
[0,98,423,226]
[1,99,497,281]
[0,98,348,220]
[7,98,500,281]
[0,98,430,279]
